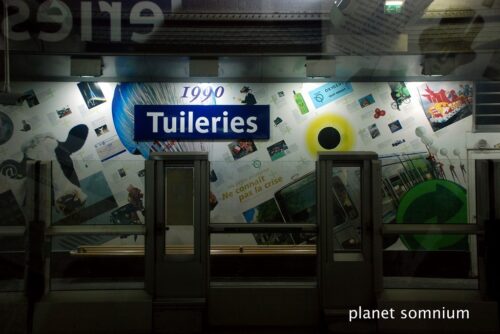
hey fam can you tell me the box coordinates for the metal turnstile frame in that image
[317,151,382,316]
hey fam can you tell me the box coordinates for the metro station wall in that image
[0,81,473,252]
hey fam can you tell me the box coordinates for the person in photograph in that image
[240,86,257,105]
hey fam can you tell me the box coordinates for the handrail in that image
[47,225,146,236]
[209,223,317,233]
[0,226,26,236]
[70,244,317,256]
[382,224,481,235]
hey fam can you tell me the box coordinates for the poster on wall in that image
[417,82,473,132]
[77,82,107,109]
[94,135,126,162]
[1,80,474,277]
[388,82,411,110]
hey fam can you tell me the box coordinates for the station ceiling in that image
[1,0,499,81]
[2,0,499,55]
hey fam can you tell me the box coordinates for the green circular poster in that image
[396,179,468,251]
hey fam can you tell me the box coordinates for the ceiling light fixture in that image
[306,58,336,78]
[189,58,219,77]
[70,56,103,77]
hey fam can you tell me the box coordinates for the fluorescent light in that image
[306,58,335,78]
[385,0,404,5]
[421,54,456,76]
[333,0,345,7]
[189,58,219,77]
[332,0,350,10]
[71,57,103,77]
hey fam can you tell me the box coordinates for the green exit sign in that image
[384,1,404,14]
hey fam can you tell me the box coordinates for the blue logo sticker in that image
[308,82,353,108]
[134,105,270,140]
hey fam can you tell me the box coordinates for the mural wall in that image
[0,81,473,258]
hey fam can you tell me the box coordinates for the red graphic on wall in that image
[418,82,473,132]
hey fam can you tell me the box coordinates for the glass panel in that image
[273,172,317,245]
[0,189,26,227]
[209,160,316,226]
[51,235,144,290]
[332,166,362,253]
[209,160,317,245]
[210,233,316,281]
[0,158,28,291]
[0,236,24,292]
[0,158,27,227]
[274,172,316,224]
[383,234,478,290]
[51,160,146,226]
[165,167,194,255]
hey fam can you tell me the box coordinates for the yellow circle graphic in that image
[305,113,356,156]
